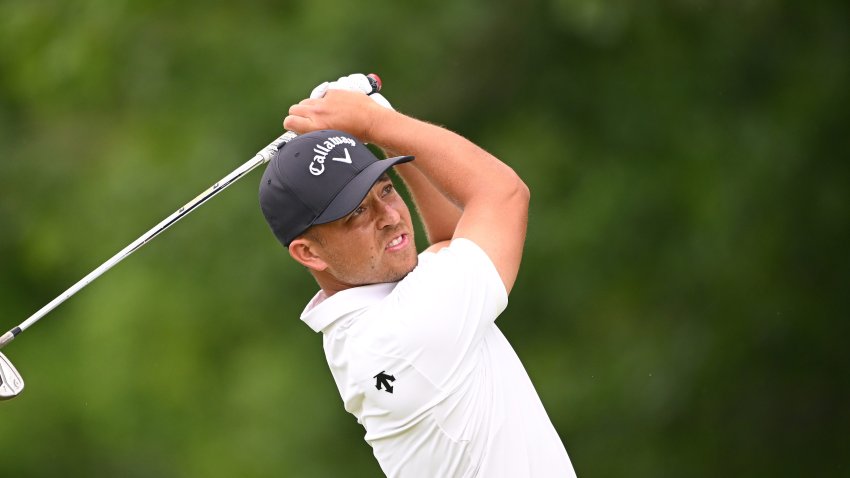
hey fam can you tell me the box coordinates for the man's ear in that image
[288,238,328,272]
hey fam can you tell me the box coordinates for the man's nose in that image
[376,200,401,229]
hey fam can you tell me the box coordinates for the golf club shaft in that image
[0,73,383,351]
[0,131,297,350]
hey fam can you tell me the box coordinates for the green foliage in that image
[1,0,848,476]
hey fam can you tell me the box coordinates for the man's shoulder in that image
[404,238,503,291]
[423,239,451,254]
[414,238,493,269]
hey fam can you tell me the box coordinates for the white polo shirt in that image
[301,238,576,477]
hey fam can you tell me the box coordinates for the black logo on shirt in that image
[374,371,395,394]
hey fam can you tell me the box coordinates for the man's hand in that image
[284,73,395,140]
[283,89,392,141]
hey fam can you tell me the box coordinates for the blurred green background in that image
[1,0,848,476]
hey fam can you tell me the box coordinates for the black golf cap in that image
[259,130,414,247]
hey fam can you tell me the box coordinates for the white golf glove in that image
[309,73,394,110]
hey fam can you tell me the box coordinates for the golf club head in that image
[0,351,24,400]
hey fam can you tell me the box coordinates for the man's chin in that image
[383,255,419,283]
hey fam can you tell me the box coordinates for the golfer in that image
[259,74,575,477]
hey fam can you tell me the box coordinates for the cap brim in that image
[313,155,414,226]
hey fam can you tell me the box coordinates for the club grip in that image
[367,73,382,94]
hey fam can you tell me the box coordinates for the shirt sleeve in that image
[381,238,509,385]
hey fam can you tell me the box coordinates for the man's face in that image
[307,174,418,287]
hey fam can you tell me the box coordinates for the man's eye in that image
[351,206,365,217]
[382,184,394,196]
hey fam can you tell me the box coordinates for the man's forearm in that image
[366,111,522,211]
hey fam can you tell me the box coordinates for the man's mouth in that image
[386,233,409,251]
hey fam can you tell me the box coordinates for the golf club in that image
[0,351,24,400]
[0,74,383,400]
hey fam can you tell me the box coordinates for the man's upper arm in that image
[452,179,530,294]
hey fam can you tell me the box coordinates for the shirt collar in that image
[300,282,398,333]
